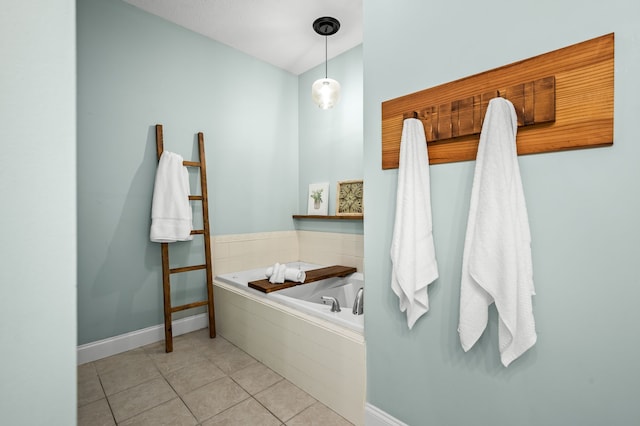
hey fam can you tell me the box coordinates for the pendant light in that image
[311,17,341,109]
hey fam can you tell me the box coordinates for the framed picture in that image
[307,182,330,215]
[336,180,364,216]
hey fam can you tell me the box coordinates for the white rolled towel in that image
[268,263,280,283]
[265,266,275,278]
[266,264,306,283]
[269,263,287,284]
[284,268,306,283]
[275,264,287,283]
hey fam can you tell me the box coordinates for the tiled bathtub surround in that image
[212,230,366,425]
[214,281,366,424]
[298,231,364,272]
[213,231,299,275]
[213,230,364,275]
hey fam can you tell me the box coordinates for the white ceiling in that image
[123,0,363,75]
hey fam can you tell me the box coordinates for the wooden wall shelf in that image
[381,33,614,168]
[292,215,363,221]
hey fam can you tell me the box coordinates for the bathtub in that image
[215,262,364,333]
[213,262,365,425]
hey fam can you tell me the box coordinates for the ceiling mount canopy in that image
[313,16,340,36]
[311,16,341,110]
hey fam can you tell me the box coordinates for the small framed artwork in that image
[336,179,364,216]
[307,182,330,215]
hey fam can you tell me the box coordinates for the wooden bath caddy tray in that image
[248,265,357,294]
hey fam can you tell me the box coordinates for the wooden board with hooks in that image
[403,76,556,142]
[381,33,614,168]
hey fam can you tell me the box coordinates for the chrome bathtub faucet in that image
[352,287,364,315]
[321,296,341,312]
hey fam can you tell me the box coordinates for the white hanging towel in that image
[458,98,536,367]
[390,118,439,329]
[150,151,193,243]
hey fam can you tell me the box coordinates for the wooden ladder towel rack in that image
[155,124,216,352]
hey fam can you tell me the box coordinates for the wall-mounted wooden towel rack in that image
[381,33,614,168]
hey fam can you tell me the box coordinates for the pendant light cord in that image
[324,35,328,79]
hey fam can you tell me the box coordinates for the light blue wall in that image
[364,1,640,425]
[0,1,77,424]
[297,45,363,234]
[77,0,299,344]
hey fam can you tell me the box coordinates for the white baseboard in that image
[77,313,209,365]
[365,403,409,426]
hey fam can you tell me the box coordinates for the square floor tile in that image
[230,361,283,395]
[78,373,105,407]
[99,356,161,396]
[182,376,250,422]
[78,398,115,426]
[118,398,198,426]
[201,397,282,426]
[143,336,196,356]
[77,362,98,382]
[207,345,257,375]
[254,380,316,422]
[93,348,148,376]
[188,333,237,355]
[180,328,217,346]
[286,401,353,426]
[107,377,176,423]
[164,359,226,396]
[146,344,209,376]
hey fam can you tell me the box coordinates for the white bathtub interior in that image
[213,261,366,425]
[276,274,359,305]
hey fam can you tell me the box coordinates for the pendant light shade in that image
[312,17,341,109]
[311,78,341,110]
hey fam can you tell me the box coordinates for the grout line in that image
[251,394,286,424]
[196,395,253,425]
[149,337,219,424]
[104,377,173,424]
[157,367,200,424]
[95,367,118,426]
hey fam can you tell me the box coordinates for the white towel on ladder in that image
[150,151,193,243]
[458,97,536,367]
[390,118,439,329]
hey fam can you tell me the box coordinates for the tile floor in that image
[78,329,353,425]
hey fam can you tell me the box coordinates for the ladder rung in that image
[170,264,207,274]
[190,229,204,235]
[182,161,201,167]
[189,195,203,201]
[171,300,208,313]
